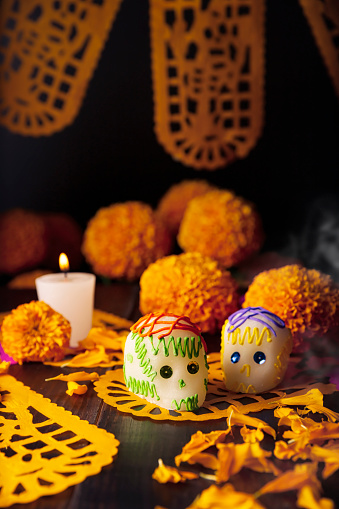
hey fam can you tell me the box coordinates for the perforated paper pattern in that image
[0,0,122,136]
[299,0,339,98]
[0,374,119,507]
[150,0,265,170]
[94,352,336,422]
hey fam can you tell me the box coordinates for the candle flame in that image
[59,253,69,272]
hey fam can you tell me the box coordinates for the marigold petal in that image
[216,442,279,483]
[152,459,199,484]
[65,381,88,396]
[46,371,99,382]
[240,426,264,443]
[226,405,276,439]
[78,327,127,351]
[257,463,320,497]
[186,483,265,509]
[175,430,229,467]
[297,485,334,509]
[0,360,10,374]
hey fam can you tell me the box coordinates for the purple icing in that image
[226,307,285,337]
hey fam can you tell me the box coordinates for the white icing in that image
[221,316,293,393]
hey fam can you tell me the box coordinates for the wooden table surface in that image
[1,283,339,509]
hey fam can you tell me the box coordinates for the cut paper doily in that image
[149,0,265,170]
[0,0,122,136]
[0,374,119,507]
[93,352,337,422]
[299,0,339,98]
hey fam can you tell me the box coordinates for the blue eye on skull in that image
[253,351,266,365]
[231,352,240,364]
[187,361,199,374]
[160,365,173,378]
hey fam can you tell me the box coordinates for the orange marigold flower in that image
[243,264,339,351]
[0,208,47,275]
[139,252,239,334]
[82,201,172,281]
[156,179,217,235]
[177,189,264,268]
[1,301,71,364]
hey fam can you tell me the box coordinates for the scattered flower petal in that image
[226,405,276,439]
[175,430,229,467]
[78,327,127,351]
[0,360,10,374]
[216,441,280,483]
[240,426,265,443]
[152,459,199,484]
[66,381,88,396]
[186,483,265,509]
[46,371,100,382]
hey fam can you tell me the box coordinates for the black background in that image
[1,0,338,253]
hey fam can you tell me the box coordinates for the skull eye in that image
[160,365,173,378]
[231,351,240,364]
[253,351,266,365]
[187,361,199,374]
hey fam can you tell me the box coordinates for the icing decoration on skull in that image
[123,312,209,411]
[221,307,293,394]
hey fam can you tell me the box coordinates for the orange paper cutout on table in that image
[94,352,337,422]
[149,0,265,170]
[0,374,119,507]
[0,0,122,136]
[299,0,339,98]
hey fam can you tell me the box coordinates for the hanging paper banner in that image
[299,0,339,98]
[0,0,122,136]
[149,0,265,170]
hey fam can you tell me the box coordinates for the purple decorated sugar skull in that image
[221,307,293,393]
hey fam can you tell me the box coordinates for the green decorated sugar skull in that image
[123,312,209,411]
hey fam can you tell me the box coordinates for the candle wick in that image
[64,271,68,279]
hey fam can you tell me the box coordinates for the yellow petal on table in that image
[0,360,10,374]
[78,327,128,351]
[152,459,199,484]
[183,452,220,471]
[46,371,100,382]
[175,430,229,467]
[256,462,321,497]
[236,388,331,415]
[284,420,339,445]
[240,426,264,443]
[226,405,276,439]
[297,485,334,509]
[310,443,339,479]
[216,441,280,484]
[92,309,133,330]
[274,440,312,462]
[278,389,324,408]
[186,483,265,509]
[60,346,110,368]
[66,381,88,396]
[300,404,339,423]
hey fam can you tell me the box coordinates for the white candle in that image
[35,256,96,348]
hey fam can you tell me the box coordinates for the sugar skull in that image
[221,307,293,393]
[123,312,209,411]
